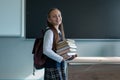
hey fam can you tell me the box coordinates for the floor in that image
[68,64,120,80]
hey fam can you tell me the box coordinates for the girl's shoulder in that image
[45,29,53,35]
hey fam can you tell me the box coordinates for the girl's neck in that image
[54,25,59,30]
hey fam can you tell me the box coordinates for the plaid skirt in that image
[44,62,66,80]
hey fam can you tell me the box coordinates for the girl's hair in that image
[47,8,65,49]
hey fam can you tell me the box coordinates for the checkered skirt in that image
[44,67,66,80]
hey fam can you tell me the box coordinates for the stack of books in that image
[56,39,77,60]
[66,39,77,60]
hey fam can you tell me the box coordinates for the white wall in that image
[0,38,34,79]
[0,38,120,79]
[75,39,120,57]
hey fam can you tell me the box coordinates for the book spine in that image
[57,48,70,55]
[56,46,70,52]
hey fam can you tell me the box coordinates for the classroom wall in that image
[0,0,120,79]
[1,38,120,79]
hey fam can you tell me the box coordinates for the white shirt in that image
[43,29,63,63]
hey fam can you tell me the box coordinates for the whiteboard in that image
[0,0,21,37]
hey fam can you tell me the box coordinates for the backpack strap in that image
[33,65,35,75]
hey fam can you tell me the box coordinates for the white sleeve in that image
[43,30,63,63]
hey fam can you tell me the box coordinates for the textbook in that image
[56,39,77,60]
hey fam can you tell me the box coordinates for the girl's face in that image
[48,9,62,27]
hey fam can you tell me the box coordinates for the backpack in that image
[32,29,47,75]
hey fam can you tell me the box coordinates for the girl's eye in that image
[53,16,56,18]
[51,14,61,18]
[58,14,61,17]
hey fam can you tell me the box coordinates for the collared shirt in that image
[43,29,63,63]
